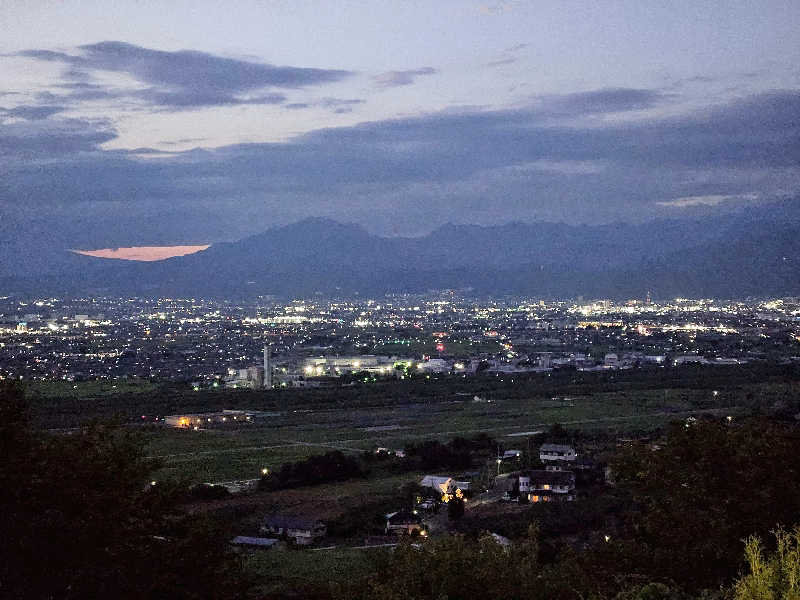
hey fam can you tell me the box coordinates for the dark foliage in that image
[447,497,465,521]
[189,482,231,500]
[258,450,364,491]
[610,417,800,591]
[402,439,473,471]
[339,527,542,600]
[0,381,245,599]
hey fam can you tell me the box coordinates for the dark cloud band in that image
[17,41,353,109]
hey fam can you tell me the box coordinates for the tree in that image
[613,583,691,600]
[0,382,244,599]
[342,526,541,600]
[611,418,800,591]
[732,527,800,600]
[447,496,465,521]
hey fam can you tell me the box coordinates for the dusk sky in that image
[1,0,799,263]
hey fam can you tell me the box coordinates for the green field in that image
[26,364,800,484]
[144,386,754,484]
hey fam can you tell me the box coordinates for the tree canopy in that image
[0,382,244,599]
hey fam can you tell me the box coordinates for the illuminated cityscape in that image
[2,0,799,596]
[2,294,798,383]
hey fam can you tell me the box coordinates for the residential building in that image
[260,515,327,545]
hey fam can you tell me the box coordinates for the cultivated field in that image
[27,365,799,484]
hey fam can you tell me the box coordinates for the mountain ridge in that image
[3,201,799,299]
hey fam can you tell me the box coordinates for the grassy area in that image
[28,379,160,398]
[141,386,758,484]
[24,363,800,483]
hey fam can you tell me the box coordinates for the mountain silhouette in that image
[4,201,799,299]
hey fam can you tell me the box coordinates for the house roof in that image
[231,536,279,547]
[263,514,325,530]
[540,443,575,453]
[524,470,576,485]
[420,475,453,489]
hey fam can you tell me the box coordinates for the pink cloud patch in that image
[72,245,210,261]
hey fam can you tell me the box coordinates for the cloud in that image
[72,245,209,261]
[486,57,518,67]
[486,43,528,67]
[1,88,798,253]
[373,67,437,88]
[657,194,759,207]
[136,89,286,109]
[479,1,518,15]
[17,41,353,109]
[0,117,116,159]
[159,137,207,146]
[527,159,607,175]
[539,88,669,116]
[319,97,364,108]
[1,105,66,120]
[284,97,364,113]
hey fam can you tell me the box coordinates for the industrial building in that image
[225,345,273,389]
[164,409,258,428]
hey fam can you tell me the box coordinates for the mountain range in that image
[3,201,799,299]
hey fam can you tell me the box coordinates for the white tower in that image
[263,345,272,389]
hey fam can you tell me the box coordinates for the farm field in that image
[26,365,800,484]
[145,387,745,484]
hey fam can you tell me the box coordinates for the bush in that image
[258,451,364,491]
[190,483,230,500]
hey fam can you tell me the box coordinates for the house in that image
[495,470,576,502]
[417,500,436,511]
[385,510,424,535]
[539,443,577,465]
[524,470,576,502]
[260,514,327,545]
[419,475,470,496]
[493,473,518,495]
[420,475,453,494]
[164,409,257,428]
[231,536,279,549]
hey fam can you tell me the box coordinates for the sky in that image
[1,0,799,264]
